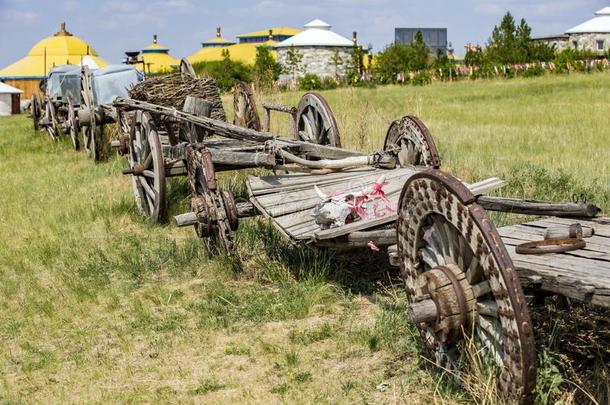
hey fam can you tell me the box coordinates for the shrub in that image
[411,71,432,86]
[298,73,322,91]
[253,45,281,89]
[320,76,339,90]
[192,51,252,92]
[521,64,545,78]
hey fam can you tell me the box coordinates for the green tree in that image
[253,45,281,89]
[516,18,532,61]
[346,44,365,84]
[487,12,518,64]
[285,46,304,84]
[330,49,344,81]
[432,48,453,80]
[371,43,413,84]
[409,30,430,71]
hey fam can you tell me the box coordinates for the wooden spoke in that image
[466,257,482,284]
[472,280,492,298]
[67,97,80,150]
[384,116,441,168]
[398,170,536,403]
[44,101,59,141]
[139,176,156,200]
[232,82,261,131]
[31,93,41,131]
[127,111,166,223]
[477,300,498,317]
[476,323,504,365]
[295,92,341,147]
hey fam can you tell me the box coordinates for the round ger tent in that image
[0,22,108,99]
[0,82,23,116]
[275,19,355,84]
[138,35,178,74]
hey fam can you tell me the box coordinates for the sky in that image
[0,0,608,67]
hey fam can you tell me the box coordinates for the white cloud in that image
[1,9,40,24]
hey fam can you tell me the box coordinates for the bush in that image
[411,71,432,86]
[192,55,252,92]
[253,45,281,89]
[521,64,545,78]
[298,73,322,91]
[320,76,339,90]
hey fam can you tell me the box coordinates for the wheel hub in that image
[191,195,214,238]
[410,264,477,344]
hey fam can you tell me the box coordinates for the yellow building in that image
[201,27,235,48]
[187,27,299,65]
[138,35,179,74]
[0,22,108,99]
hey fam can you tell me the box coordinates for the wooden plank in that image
[248,167,382,194]
[501,235,610,261]
[478,196,600,218]
[314,214,398,241]
[256,169,413,218]
[498,225,610,254]
[529,217,610,238]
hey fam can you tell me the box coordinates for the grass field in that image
[1,72,609,404]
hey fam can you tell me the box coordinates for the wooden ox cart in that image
[30,64,81,141]
[64,65,141,160]
[113,86,608,404]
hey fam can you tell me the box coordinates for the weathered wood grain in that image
[477,196,600,218]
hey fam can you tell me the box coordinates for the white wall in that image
[0,93,12,116]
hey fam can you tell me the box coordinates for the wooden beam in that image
[477,196,601,218]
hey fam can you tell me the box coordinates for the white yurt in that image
[566,7,610,52]
[0,82,23,116]
[275,19,355,83]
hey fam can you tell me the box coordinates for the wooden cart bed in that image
[247,167,417,241]
[497,216,610,307]
[246,167,503,242]
[247,170,610,308]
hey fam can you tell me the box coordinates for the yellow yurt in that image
[188,27,299,65]
[201,27,235,48]
[138,35,178,74]
[0,22,108,99]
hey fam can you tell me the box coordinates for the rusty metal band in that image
[515,238,586,255]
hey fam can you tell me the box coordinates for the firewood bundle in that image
[128,74,226,121]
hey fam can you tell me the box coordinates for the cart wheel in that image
[295,92,341,147]
[84,115,106,162]
[397,169,536,403]
[44,101,59,141]
[67,97,80,150]
[186,146,236,253]
[384,116,441,168]
[31,93,41,131]
[180,58,196,78]
[127,111,166,223]
[233,81,261,131]
[80,65,105,162]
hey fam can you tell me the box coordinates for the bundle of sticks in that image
[128,74,226,121]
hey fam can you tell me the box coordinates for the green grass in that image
[1,72,609,403]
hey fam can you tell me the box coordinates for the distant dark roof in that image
[532,34,569,40]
